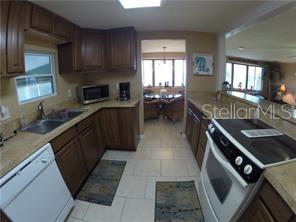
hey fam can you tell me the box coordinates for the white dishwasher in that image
[0,143,74,222]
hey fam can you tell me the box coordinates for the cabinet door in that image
[53,15,73,40]
[6,1,25,74]
[82,29,105,70]
[0,1,9,75]
[196,124,207,168]
[73,26,82,71]
[108,27,136,71]
[55,138,87,195]
[240,197,274,222]
[58,26,82,74]
[186,109,193,143]
[190,114,201,156]
[118,108,136,150]
[79,124,104,172]
[31,5,54,33]
[99,109,120,148]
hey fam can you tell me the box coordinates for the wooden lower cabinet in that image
[239,180,295,222]
[196,123,207,168]
[79,123,104,171]
[190,114,201,156]
[186,108,193,144]
[99,104,140,150]
[55,138,87,195]
[99,109,121,148]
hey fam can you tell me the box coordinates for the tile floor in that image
[66,119,201,222]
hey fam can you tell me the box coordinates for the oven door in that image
[200,132,254,222]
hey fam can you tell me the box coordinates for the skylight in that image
[119,0,161,9]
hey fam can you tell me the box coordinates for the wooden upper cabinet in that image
[6,1,25,75]
[108,27,137,71]
[31,5,54,34]
[82,29,105,70]
[58,25,82,74]
[0,1,9,75]
[53,15,73,40]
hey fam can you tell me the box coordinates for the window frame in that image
[142,59,186,87]
[226,61,263,92]
[15,50,57,105]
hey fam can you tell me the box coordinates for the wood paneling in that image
[53,15,73,40]
[77,114,94,133]
[108,27,136,71]
[51,126,77,153]
[55,138,87,195]
[0,1,9,75]
[118,108,137,150]
[31,5,54,33]
[6,1,25,74]
[82,29,105,70]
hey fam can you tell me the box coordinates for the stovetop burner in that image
[214,119,296,166]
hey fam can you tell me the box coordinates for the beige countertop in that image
[0,99,140,178]
[188,95,296,214]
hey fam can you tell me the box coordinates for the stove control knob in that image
[244,164,253,175]
[235,156,243,166]
[210,127,215,134]
[208,124,213,129]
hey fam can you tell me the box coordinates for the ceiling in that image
[32,0,264,33]
[141,40,185,53]
[226,7,296,63]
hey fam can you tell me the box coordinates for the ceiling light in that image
[238,46,245,51]
[119,0,162,9]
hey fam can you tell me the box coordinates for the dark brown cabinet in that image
[82,29,105,70]
[118,105,140,150]
[78,118,104,171]
[185,108,193,144]
[239,180,295,222]
[31,5,54,34]
[53,15,73,40]
[58,26,82,74]
[107,27,137,71]
[196,123,207,168]
[6,1,25,75]
[0,1,9,75]
[99,104,140,150]
[55,137,87,195]
[99,109,121,148]
[190,114,201,156]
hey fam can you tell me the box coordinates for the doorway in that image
[141,39,186,133]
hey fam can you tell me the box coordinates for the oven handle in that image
[206,131,248,187]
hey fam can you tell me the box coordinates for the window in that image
[142,59,186,87]
[225,62,263,91]
[15,51,57,104]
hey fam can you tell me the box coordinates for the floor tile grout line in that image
[118,197,127,222]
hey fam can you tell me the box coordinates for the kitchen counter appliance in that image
[199,118,296,222]
[0,143,74,222]
[77,84,109,105]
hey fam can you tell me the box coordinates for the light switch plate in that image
[0,106,10,121]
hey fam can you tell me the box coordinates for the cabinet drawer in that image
[259,181,294,222]
[51,126,77,153]
[77,114,95,133]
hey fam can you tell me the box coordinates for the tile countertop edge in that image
[188,95,296,214]
[0,99,140,178]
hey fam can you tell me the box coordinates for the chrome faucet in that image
[37,101,46,119]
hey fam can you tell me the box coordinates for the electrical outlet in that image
[67,89,72,97]
[0,106,10,121]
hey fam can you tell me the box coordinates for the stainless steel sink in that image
[20,108,88,134]
[20,119,65,134]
